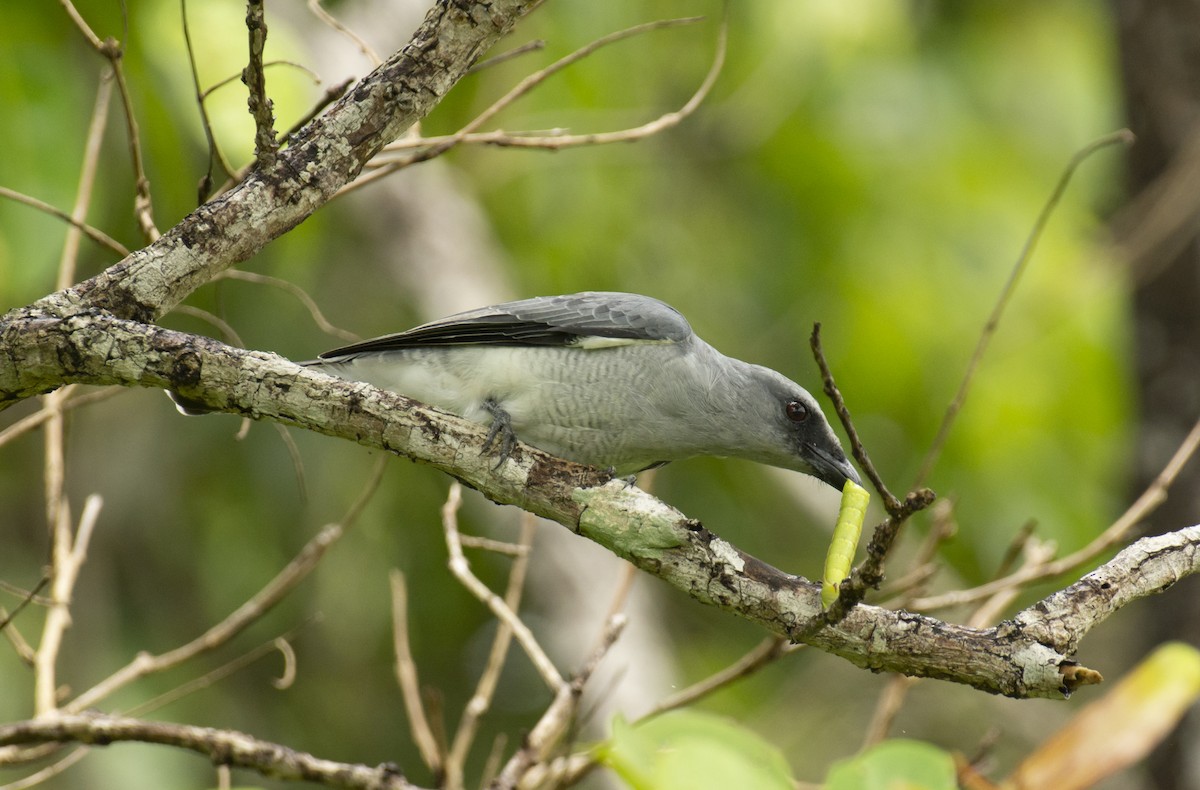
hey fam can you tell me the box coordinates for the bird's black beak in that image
[805,442,862,492]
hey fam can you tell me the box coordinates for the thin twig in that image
[0,187,129,258]
[0,744,90,790]
[307,0,381,66]
[860,675,918,749]
[913,129,1135,488]
[0,578,52,607]
[200,60,321,102]
[442,483,564,691]
[276,77,352,144]
[0,714,423,790]
[809,323,900,513]
[390,570,444,778]
[458,534,529,557]
[65,458,386,713]
[876,498,956,603]
[643,636,792,718]
[910,412,1200,611]
[58,69,114,288]
[467,40,546,75]
[126,623,313,717]
[182,0,235,200]
[66,524,343,712]
[354,12,719,192]
[0,577,50,636]
[59,0,103,49]
[216,269,360,342]
[966,537,1057,629]
[171,305,245,347]
[34,495,103,716]
[271,423,308,501]
[488,615,626,790]
[821,489,936,625]
[446,513,537,790]
[108,41,160,241]
[807,323,936,625]
[0,387,124,450]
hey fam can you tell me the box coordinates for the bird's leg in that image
[480,397,518,468]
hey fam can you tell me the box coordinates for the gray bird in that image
[298,291,860,490]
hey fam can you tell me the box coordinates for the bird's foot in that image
[481,398,518,469]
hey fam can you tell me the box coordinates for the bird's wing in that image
[319,292,693,358]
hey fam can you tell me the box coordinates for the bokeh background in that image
[4,1,1193,787]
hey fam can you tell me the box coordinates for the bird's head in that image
[741,365,861,491]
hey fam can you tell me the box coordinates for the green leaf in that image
[825,739,958,790]
[598,711,795,790]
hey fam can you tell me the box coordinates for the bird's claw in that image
[481,398,517,469]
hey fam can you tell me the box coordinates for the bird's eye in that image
[785,400,808,423]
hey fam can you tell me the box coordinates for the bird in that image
[272,291,861,490]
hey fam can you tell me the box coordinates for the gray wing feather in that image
[319,292,693,358]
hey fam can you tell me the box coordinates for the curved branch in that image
[0,713,420,790]
[3,312,1192,698]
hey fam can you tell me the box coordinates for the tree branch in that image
[0,713,421,790]
[34,0,542,325]
[2,312,1188,698]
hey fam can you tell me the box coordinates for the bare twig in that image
[809,323,900,513]
[307,0,381,66]
[877,499,957,603]
[66,524,341,712]
[913,129,1135,487]
[171,305,246,347]
[34,495,103,715]
[105,32,161,241]
[58,69,114,287]
[488,615,626,790]
[0,744,90,789]
[0,713,423,790]
[355,11,721,191]
[66,457,386,712]
[446,513,538,790]
[0,388,124,450]
[243,0,278,168]
[860,675,918,749]
[644,636,792,718]
[468,40,546,75]
[276,77,352,144]
[0,577,50,637]
[272,637,296,690]
[59,0,103,49]
[442,483,564,691]
[127,623,314,717]
[458,534,529,557]
[390,570,444,778]
[200,60,321,102]
[63,0,160,241]
[911,413,1200,611]
[807,323,936,624]
[216,268,360,342]
[0,187,129,258]
[182,0,236,200]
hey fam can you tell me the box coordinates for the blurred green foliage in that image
[0,1,1135,788]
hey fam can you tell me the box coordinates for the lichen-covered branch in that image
[35,0,541,326]
[4,310,1193,698]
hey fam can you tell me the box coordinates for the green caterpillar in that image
[821,479,870,609]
